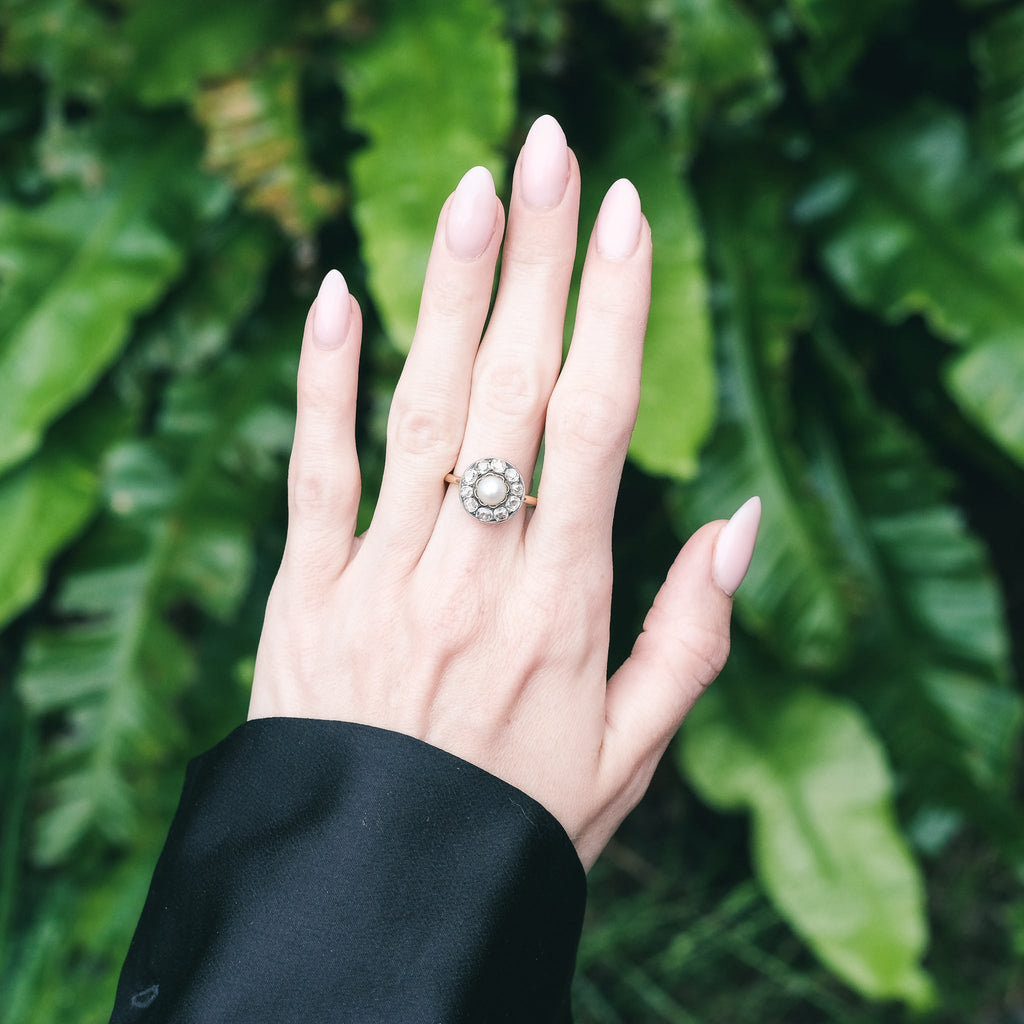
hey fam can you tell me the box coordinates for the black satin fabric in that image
[109,718,586,1023]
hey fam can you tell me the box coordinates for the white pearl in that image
[475,473,509,507]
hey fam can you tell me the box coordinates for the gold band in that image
[445,472,537,506]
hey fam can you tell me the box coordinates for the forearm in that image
[109,718,585,1023]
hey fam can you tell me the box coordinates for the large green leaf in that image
[795,103,1024,468]
[633,158,713,481]
[0,127,214,474]
[795,104,1024,349]
[16,328,297,864]
[0,451,97,629]
[679,153,854,669]
[574,85,715,480]
[800,335,1022,825]
[681,673,935,1007]
[342,0,515,349]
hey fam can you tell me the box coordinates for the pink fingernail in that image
[520,114,569,210]
[313,269,351,349]
[446,166,498,260]
[713,496,762,597]
[596,178,642,260]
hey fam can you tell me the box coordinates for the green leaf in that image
[603,0,779,152]
[122,0,296,105]
[576,85,715,480]
[0,451,97,628]
[0,0,129,102]
[0,127,212,474]
[17,530,180,863]
[787,0,916,96]
[342,0,515,349]
[974,4,1024,178]
[16,324,297,864]
[679,153,854,670]
[681,674,935,1008]
[800,335,1022,814]
[127,218,278,375]
[795,103,1024,467]
[633,156,713,480]
[194,52,343,238]
[795,103,1024,350]
[663,0,779,127]
[946,340,1024,467]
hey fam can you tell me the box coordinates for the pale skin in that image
[249,115,761,871]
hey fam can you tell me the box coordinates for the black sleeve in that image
[108,717,586,1023]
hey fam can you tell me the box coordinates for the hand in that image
[249,115,760,870]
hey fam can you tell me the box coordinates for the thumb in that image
[603,497,761,786]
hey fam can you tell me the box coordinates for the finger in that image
[602,498,762,790]
[442,115,578,533]
[283,270,364,579]
[368,166,504,561]
[529,179,651,565]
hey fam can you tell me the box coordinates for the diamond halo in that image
[457,458,528,523]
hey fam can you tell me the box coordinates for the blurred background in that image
[1,0,1023,1020]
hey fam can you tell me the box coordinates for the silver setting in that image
[458,458,527,523]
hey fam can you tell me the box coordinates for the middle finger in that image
[439,115,581,538]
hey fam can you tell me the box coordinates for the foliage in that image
[1,1,1022,1021]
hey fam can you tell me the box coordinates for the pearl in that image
[475,473,509,507]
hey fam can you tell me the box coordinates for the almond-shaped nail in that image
[520,114,569,210]
[313,269,351,349]
[713,496,762,597]
[596,178,642,260]
[446,165,499,260]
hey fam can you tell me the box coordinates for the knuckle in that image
[288,464,335,520]
[594,294,649,330]
[388,393,459,459]
[474,357,548,423]
[670,617,732,691]
[549,386,635,454]
[421,269,482,321]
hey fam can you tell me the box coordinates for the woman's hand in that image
[249,115,760,870]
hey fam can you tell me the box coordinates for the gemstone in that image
[489,459,505,473]
[475,473,509,507]
[464,468,478,483]
[511,482,525,497]
[476,508,494,522]
[494,507,509,521]
[506,495,522,512]
[504,466,519,481]
[465,497,480,512]
[460,483,473,498]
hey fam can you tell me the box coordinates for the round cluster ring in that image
[444,458,537,523]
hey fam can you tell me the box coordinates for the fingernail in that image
[446,165,498,259]
[312,269,351,349]
[713,496,762,597]
[596,178,643,260]
[520,114,569,210]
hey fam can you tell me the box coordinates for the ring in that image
[444,458,537,523]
